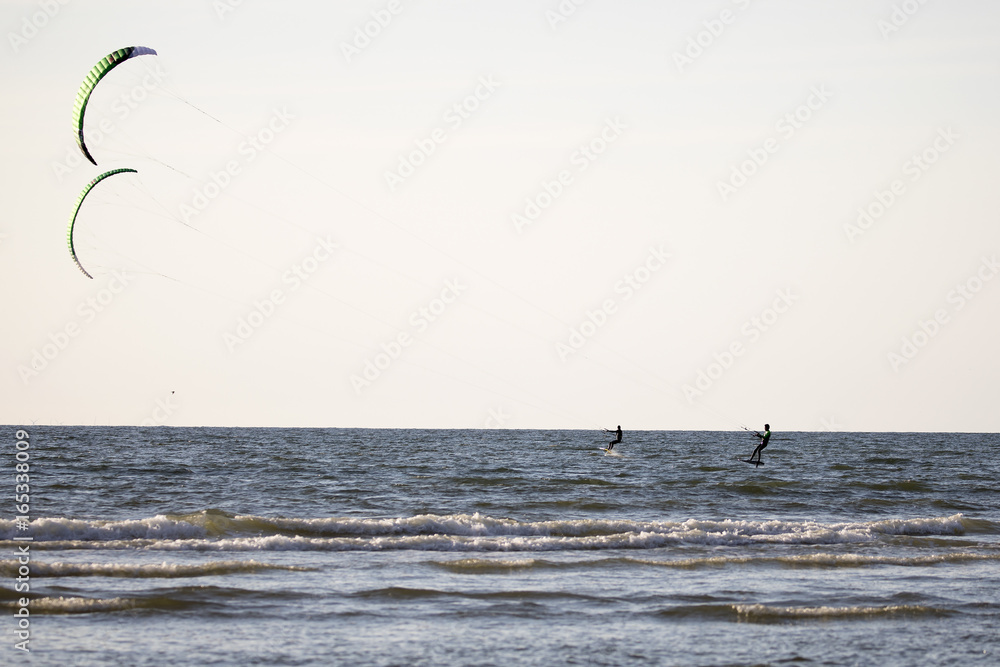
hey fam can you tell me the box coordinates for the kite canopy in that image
[67,168,138,279]
[72,46,157,165]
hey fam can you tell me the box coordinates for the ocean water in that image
[3,427,999,666]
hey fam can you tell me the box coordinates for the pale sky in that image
[2,0,998,431]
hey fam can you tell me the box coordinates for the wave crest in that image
[0,512,980,553]
[734,603,951,622]
[0,559,311,578]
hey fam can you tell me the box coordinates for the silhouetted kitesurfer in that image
[606,425,622,451]
[749,424,771,464]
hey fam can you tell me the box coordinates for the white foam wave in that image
[0,559,310,578]
[636,552,1000,568]
[7,596,139,614]
[0,515,208,541]
[0,513,973,552]
[734,603,946,619]
[432,557,544,573]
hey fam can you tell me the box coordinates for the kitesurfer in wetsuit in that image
[606,425,622,451]
[749,424,770,463]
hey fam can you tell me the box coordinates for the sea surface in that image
[3,427,999,666]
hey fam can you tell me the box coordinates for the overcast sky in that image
[2,0,998,431]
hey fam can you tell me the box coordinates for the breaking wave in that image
[0,512,985,553]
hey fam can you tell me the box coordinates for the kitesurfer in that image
[606,425,622,451]
[749,424,770,463]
